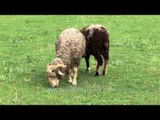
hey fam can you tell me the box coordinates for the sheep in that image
[80,24,110,76]
[46,28,86,87]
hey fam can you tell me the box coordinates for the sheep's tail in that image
[103,31,109,55]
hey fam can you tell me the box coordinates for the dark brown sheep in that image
[80,24,109,76]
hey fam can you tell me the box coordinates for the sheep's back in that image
[56,28,86,70]
[80,24,109,55]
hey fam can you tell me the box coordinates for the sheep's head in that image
[46,63,66,87]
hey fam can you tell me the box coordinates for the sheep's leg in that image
[85,55,90,72]
[103,59,109,76]
[72,66,78,85]
[68,69,73,83]
[95,65,101,76]
[95,54,103,76]
[103,52,109,76]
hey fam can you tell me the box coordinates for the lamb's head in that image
[46,58,66,87]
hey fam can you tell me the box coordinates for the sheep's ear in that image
[58,70,65,76]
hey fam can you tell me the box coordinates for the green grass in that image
[0,15,160,104]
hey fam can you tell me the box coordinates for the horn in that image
[50,64,66,70]
[58,70,65,76]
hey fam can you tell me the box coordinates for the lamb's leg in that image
[95,54,103,76]
[85,55,90,72]
[103,52,109,76]
[95,65,101,76]
[103,59,109,76]
[68,69,73,83]
[72,66,78,85]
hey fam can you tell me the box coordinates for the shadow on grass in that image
[28,67,99,89]
[28,70,51,88]
[28,65,109,89]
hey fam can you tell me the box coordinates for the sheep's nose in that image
[50,80,59,87]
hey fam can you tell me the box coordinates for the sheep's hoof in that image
[102,70,106,76]
[72,81,77,85]
[95,72,100,76]
[86,67,90,73]
[68,79,72,83]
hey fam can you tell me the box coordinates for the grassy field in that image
[0,15,160,105]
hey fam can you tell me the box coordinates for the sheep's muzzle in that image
[48,77,59,87]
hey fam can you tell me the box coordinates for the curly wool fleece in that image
[55,28,86,74]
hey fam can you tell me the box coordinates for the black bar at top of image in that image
[0,1,160,15]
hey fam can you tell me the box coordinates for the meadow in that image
[0,15,160,104]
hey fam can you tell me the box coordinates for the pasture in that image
[0,15,160,104]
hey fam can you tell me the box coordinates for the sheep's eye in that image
[52,70,54,72]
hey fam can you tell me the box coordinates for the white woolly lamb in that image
[46,28,86,87]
